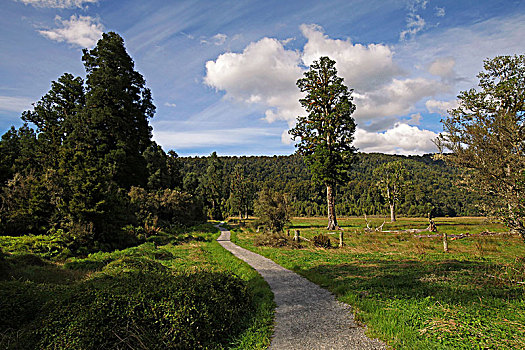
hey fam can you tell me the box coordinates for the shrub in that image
[253,189,291,233]
[1,268,253,349]
[34,271,252,350]
[313,234,332,248]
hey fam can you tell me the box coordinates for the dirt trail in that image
[216,226,386,350]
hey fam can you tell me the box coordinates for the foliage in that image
[228,164,256,219]
[128,186,205,231]
[313,233,331,248]
[0,32,203,248]
[289,56,357,229]
[180,153,482,219]
[253,232,300,248]
[253,189,291,233]
[0,225,274,349]
[373,160,410,222]
[439,54,525,241]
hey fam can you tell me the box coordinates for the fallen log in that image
[414,231,513,239]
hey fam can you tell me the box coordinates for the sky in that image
[1,0,524,156]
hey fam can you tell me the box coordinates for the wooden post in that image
[443,232,448,253]
[339,231,344,247]
[294,230,300,242]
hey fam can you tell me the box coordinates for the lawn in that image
[0,223,274,349]
[231,216,525,349]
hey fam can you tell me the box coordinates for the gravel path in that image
[216,226,386,350]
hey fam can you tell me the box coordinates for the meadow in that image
[231,216,525,349]
[0,223,274,349]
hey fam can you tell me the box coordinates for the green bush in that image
[32,271,252,350]
[313,234,331,248]
[1,262,253,349]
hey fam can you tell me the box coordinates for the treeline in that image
[0,33,204,252]
[180,152,483,219]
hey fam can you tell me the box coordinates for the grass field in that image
[0,223,274,349]
[231,216,525,349]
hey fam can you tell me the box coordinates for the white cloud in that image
[435,7,445,17]
[353,77,448,120]
[204,23,452,155]
[204,37,304,125]
[38,15,103,48]
[164,102,177,108]
[400,14,426,41]
[354,123,438,155]
[0,96,34,113]
[201,33,228,46]
[425,99,458,115]
[301,24,402,92]
[17,0,97,8]
[428,57,455,79]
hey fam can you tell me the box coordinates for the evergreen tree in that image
[82,32,155,189]
[289,57,357,230]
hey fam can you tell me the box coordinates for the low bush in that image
[313,234,331,248]
[1,269,253,349]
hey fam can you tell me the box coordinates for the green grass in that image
[0,223,274,349]
[231,216,525,349]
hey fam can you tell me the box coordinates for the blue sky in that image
[1,0,524,156]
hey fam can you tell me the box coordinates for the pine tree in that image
[289,57,357,230]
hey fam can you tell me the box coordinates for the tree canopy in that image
[439,54,525,240]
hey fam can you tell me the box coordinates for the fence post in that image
[294,230,300,242]
[443,232,448,253]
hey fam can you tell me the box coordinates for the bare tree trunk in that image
[326,184,339,230]
[390,203,396,222]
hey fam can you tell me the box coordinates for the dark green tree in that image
[228,164,255,219]
[203,152,225,220]
[22,73,85,169]
[82,32,155,189]
[289,56,357,230]
[438,54,525,240]
[373,160,410,222]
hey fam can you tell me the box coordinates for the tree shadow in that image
[295,258,523,304]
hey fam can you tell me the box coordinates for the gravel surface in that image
[216,226,387,350]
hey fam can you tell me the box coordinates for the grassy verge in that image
[0,223,274,349]
[231,217,525,349]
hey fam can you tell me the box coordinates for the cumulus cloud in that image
[354,123,438,155]
[204,23,450,154]
[164,102,177,108]
[301,24,402,92]
[353,77,448,120]
[0,96,34,113]
[17,0,97,8]
[204,37,304,125]
[38,15,103,48]
[425,99,458,115]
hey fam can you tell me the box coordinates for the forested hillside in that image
[180,152,483,219]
